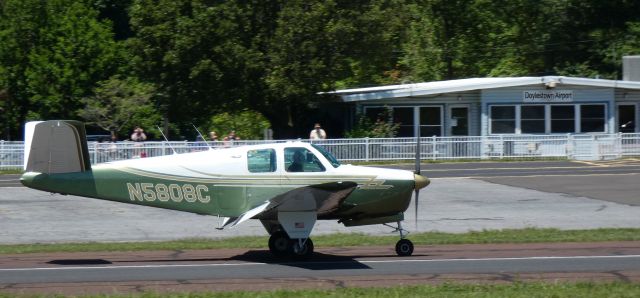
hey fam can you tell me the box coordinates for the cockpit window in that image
[247,149,276,173]
[285,147,325,172]
[311,144,340,168]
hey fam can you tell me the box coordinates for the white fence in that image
[2,133,640,170]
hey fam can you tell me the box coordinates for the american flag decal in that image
[295,222,305,229]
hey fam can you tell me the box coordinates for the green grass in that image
[152,282,640,298]
[0,169,23,175]
[2,282,640,298]
[2,228,639,254]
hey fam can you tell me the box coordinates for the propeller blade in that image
[413,174,430,229]
[415,136,421,174]
[414,135,421,228]
[414,189,419,229]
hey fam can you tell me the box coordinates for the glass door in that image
[450,107,469,136]
[618,104,636,133]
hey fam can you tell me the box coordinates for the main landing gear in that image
[384,221,414,256]
[268,231,314,259]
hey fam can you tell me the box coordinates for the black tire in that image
[395,239,414,256]
[268,231,291,257]
[290,238,314,260]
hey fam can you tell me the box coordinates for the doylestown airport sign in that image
[523,90,573,103]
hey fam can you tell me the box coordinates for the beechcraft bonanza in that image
[21,120,430,259]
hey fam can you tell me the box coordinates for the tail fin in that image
[24,120,92,173]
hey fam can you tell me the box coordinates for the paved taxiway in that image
[390,159,640,206]
[1,160,639,243]
[1,160,640,294]
[1,242,639,294]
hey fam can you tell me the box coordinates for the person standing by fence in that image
[130,126,147,157]
[310,123,326,139]
[130,126,147,142]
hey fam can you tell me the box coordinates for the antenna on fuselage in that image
[156,125,178,155]
[192,124,213,150]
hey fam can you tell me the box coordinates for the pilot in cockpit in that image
[287,150,305,172]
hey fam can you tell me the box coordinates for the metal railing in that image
[2,133,640,170]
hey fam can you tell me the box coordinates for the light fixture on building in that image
[545,81,557,89]
[457,95,462,101]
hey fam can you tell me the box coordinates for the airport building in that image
[333,57,640,137]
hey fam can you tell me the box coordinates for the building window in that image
[618,105,636,133]
[420,107,442,136]
[393,107,414,137]
[364,107,387,122]
[580,104,605,132]
[490,106,516,134]
[551,105,575,133]
[521,106,545,133]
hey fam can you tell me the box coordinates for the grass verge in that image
[2,282,639,298]
[0,169,22,175]
[1,227,639,254]
[156,282,640,298]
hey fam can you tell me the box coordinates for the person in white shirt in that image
[130,126,147,142]
[309,123,326,139]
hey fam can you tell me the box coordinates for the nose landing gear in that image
[384,221,414,256]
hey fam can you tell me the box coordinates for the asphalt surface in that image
[0,175,20,188]
[1,159,640,243]
[388,159,640,206]
[1,242,639,294]
[1,159,639,294]
[3,255,640,284]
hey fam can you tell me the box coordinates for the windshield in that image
[311,144,341,168]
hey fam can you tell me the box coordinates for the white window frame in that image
[578,104,607,133]
[488,103,608,135]
[549,104,577,134]
[520,105,546,134]
[489,105,517,134]
[392,106,417,137]
[418,105,444,137]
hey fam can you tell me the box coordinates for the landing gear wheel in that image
[268,231,291,257]
[395,239,414,256]
[290,238,314,260]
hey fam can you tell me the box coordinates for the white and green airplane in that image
[21,120,430,258]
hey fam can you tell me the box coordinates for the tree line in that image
[1,0,639,140]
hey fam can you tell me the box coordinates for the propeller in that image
[413,135,430,229]
[414,135,420,229]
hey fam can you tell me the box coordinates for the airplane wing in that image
[218,181,358,229]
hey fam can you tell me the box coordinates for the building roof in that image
[332,76,640,102]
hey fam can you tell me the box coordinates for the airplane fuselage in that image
[21,143,415,225]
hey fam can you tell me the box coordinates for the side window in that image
[284,147,326,173]
[247,149,276,173]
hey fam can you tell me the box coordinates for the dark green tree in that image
[400,0,496,81]
[208,109,271,141]
[265,0,413,137]
[0,0,124,139]
[128,0,258,137]
[79,76,159,140]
